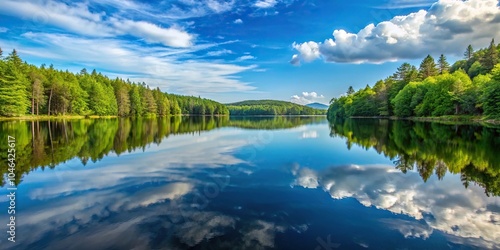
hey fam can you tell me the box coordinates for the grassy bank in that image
[0,114,231,121]
[0,115,118,121]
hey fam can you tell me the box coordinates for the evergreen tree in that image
[129,85,143,116]
[347,86,355,95]
[0,59,30,116]
[464,45,474,60]
[392,63,419,83]
[438,54,450,74]
[141,87,157,115]
[419,55,439,79]
[482,39,498,71]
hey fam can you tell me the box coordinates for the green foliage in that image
[0,48,227,117]
[468,61,484,78]
[419,55,439,79]
[328,41,500,121]
[393,81,426,117]
[227,100,325,116]
[438,54,450,74]
[464,44,474,60]
[0,52,30,116]
[483,64,500,119]
[169,94,228,115]
[482,39,499,71]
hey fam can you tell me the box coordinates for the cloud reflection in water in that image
[291,164,500,249]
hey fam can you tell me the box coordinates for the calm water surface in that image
[0,116,499,250]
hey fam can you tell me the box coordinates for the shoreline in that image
[348,115,500,125]
[0,114,326,121]
[0,115,117,121]
[0,114,232,121]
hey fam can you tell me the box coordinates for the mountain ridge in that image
[306,102,329,110]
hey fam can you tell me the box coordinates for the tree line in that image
[227,100,326,116]
[327,39,500,120]
[0,48,229,117]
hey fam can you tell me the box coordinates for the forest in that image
[227,100,326,116]
[327,40,500,121]
[0,48,229,117]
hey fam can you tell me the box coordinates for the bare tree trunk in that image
[32,89,35,115]
[48,88,53,116]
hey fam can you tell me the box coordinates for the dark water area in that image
[0,116,498,249]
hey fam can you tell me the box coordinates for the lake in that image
[0,116,499,250]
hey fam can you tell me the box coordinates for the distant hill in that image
[306,102,329,110]
[226,100,326,115]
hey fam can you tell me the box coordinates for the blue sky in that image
[0,0,499,104]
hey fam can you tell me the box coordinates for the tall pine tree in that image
[438,54,450,74]
[482,39,498,71]
[419,55,439,79]
[0,51,30,116]
[464,45,474,60]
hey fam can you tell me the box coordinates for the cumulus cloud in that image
[290,91,325,105]
[291,164,500,249]
[291,0,500,64]
[0,27,8,33]
[234,18,243,24]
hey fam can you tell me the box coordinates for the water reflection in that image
[291,164,500,249]
[329,118,500,197]
[0,117,498,249]
[1,116,320,249]
[0,116,324,186]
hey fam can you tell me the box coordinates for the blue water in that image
[0,117,498,249]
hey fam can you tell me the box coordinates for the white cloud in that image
[289,54,300,65]
[236,55,256,61]
[0,27,8,33]
[0,0,195,48]
[112,19,193,47]
[292,0,500,64]
[290,91,325,105]
[9,33,255,94]
[253,68,267,72]
[0,0,112,37]
[206,49,233,56]
[378,0,436,9]
[234,18,243,24]
[160,0,236,19]
[206,0,235,13]
[292,164,500,249]
[254,0,278,8]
